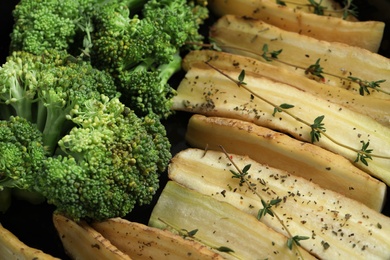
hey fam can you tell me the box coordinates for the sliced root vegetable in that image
[185,114,386,211]
[171,65,390,185]
[208,0,384,52]
[149,181,316,260]
[168,148,390,259]
[91,217,226,260]
[209,15,390,99]
[53,214,131,260]
[0,223,60,260]
[182,50,390,126]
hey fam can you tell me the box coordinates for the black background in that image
[0,1,389,259]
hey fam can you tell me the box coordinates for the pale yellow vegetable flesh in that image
[91,218,226,260]
[53,214,131,260]
[168,148,390,259]
[208,0,385,52]
[0,222,60,260]
[172,65,390,185]
[186,114,386,211]
[149,181,316,260]
[182,50,390,126]
[209,15,390,99]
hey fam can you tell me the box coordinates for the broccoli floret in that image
[35,96,170,220]
[0,116,47,210]
[118,51,181,118]
[90,0,208,118]
[0,50,119,154]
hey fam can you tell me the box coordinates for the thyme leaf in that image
[261,44,283,62]
[216,246,235,253]
[238,70,247,85]
[341,0,358,19]
[287,235,310,250]
[348,76,386,96]
[305,58,324,80]
[258,198,282,219]
[355,140,373,166]
[276,0,287,6]
[308,0,326,15]
[310,115,326,143]
[272,103,295,116]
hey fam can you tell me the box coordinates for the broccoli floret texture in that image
[35,97,169,220]
[1,0,208,220]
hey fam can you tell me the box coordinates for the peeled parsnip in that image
[53,214,131,260]
[182,50,390,126]
[171,65,390,185]
[209,15,390,99]
[149,181,316,260]
[0,223,60,260]
[208,0,384,52]
[168,148,390,259]
[91,218,226,260]
[185,114,387,211]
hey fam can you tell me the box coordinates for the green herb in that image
[261,44,283,62]
[276,0,287,5]
[238,70,247,85]
[216,246,235,253]
[341,0,358,19]
[272,103,295,116]
[287,235,310,250]
[355,140,373,166]
[348,77,386,96]
[305,58,325,81]
[205,62,390,164]
[220,146,310,259]
[258,198,282,219]
[308,0,326,15]
[310,115,326,143]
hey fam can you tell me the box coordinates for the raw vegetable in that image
[167,148,390,259]
[0,222,60,260]
[53,214,131,260]
[182,50,390,126]
[209,15,390,99]
[171,63,390,185]
[185,114,386,211]
[92,217,226,259]
[149,181,316,260]
[0,50,171,221]
[208,0,384,52]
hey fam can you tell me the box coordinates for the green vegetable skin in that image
[0,0,208,221]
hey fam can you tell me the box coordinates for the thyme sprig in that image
[355,140,373,166]
[275,0,358,19]
[259,44,389,96]
[157,217,238,258]
[221,146,309,258]
[310,115,326,143]
[204,61,390,165]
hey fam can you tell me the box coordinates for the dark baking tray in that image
[0,1,389,259]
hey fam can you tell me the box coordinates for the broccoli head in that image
[35,96,171,220]
[0,116,47,211]
[0,50,119,154]
[90,0,209,119]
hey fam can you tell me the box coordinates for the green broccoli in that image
[0,50,118,154]
[0,116,47,212]
[36,96,170,220]
[90,0,209,118]
[0,51,171,220]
